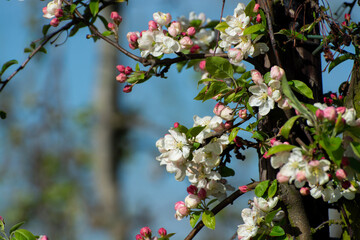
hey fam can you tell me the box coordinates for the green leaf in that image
[281,73,314,122]
[289,80,314,99]
[126,71,146,84]
[280,115,300,139]
[135,63,140,72]
[229,127,240,142]
[328,54,354,73]
[254,180,269,197]
[102,31,113,37]
[269,226,285,236]
[252,131,265,141]
[219,166,235,177]
[0,59,18,76]
[187,126,206,138]
[278,29,307,41]
[12,229,36,240]
[265,209,280,223]
[190,19,202,28]
[89,0,99,16]
[243,24,265,35]
[42,24,51,36]
[70,4,77,13]
[177,125,188,135]
[245,0,256,16]
[203,82,229,102]
[10,222,25,234]
[350,142,360,158]
[24,48,33,53]
[214,22,229,32]
[267,144,296,155]
[39,47,47,54]
[190,212,201,228]
[0,111,6,119]
[268,180,278,198]
[205,57,234,79]
[202,210,216,230]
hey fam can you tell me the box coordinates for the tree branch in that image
[184,181,258,240]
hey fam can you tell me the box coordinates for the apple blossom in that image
[116,65,125,73]
[323,106,337,121]
[316,109,324,120]
[108,22,115,30]
[185,194,201,208]
[168,21,182,37]
[300,187,310,196]
[135,234,143,240]
[179,36,193,49]
[54,8,63,18]
[174,201,189,220]
[213,102,234,121]
[239,185,248,193]
[238,109,247,119]
[140,227,152,237]
[253,3,260,12]
[336,169,347,181]
[250,69,263,85]
[198,188,207,200]
[110,12,122,25]
[248,83,275,116]
[256,14,262,23]
[186,27,196,36]
[153,12,172,26]
[124,66,133,75]
[38,236,49,240]
[123,84,133,93]
[43,0,62,19]
[305,160,330,186]
[270,66,285,80]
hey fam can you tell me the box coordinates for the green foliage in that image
[267,144,296,155]
[328,54,355,73]
[268,180,278,198]
[219,166,235,177]
[205,57,234,79]
[280,115,300,139]
[11,229,36,240]
[229,127,240,142]
[0,60,18,76]
[288,80,314,99]
[190,212,201,228]
[89,0,99,16]
[202,210,216,230]
[255,180,269,197]
[269,226,285,236]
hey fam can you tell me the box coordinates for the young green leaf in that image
[190,212,201,228]
[254,180,269,197]
[9,222,26,234]
[280,115,300,139]
[219,166,235,177]
[187,126,206,138]
[12,229,36,240]
[269,226,285,236]
[214,22,229,32]
[229,127,240,142]
[268,180,278,198]
[205,57,234,79]
[265,209,280,223]
[267,144,296,155]
[202,210,216,230]
[0,59,18,76]
[328,54,354,73]
[289,80,314,99]
[243,24,265,35]
[89,0,99,17]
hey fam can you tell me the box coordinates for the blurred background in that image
[0,0,357,240]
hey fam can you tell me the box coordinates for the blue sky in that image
[0,0,358,239]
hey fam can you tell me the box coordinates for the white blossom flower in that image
[237,208,260,240]
[278,148,306,183]
[248,83,275,116]
[194,29,215,49]
[43,0,62,19]
[305,159,330,186]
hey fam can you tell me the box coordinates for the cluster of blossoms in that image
[174,185,207,220]
[156,114,237,208]
[107,11,123,32]
[248,66,289,116]
[115,64,134,93]
[218,3,269,66]
[127,11,215,58]
[135,227,170,240]
[237,196,284,240]
[42,0,63,27]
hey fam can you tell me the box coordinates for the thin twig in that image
[0,20,75,92]
[184,181,259,240]
[213,0,226,55]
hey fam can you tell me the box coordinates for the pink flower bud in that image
[0,216,4,224]
[38,236,48,240]
[228,48,243,63]
[336,107,346,115]
[175,201,185,211]
[108,22,115,30]
[199,60,206,70]
[110,12,122,24]
[234,136,242,148]
[250,69,263,84]
[270,138,277,146]
[50,18,60,27]
[174,122,179,128]
[342,21,347,27]
[127,32,139,44]
[213,102,234,121]
[300,187,310,196]
[316,109,324,120]
[270,66,285,80]
[238,185,248,193]
[116,73,127,83]
[336,169,347,181]
[224,121,233,129]
[179,36,193,49]
[185,194,201,208]
[42,7,48,15]
[197,188,207,200]
[140,227,152,237]
[117,65,125,73]
[345,13,351,22]
[158,228,167,237]
[276,172,290,183]
[168,21,182,37]
[148,20,158,31]
[238,109,247,119]
[55,9,63,18]
[190,44,200,53]
[186,27,196,36]
[323,106,337,121]
[263,151,271,159]
[125,66,133,75]
[253,3,260,12]
[213,102,225,116]
[187,185,198,195]
[330,93,337,99]
[296,171,306,182]
[256,13,262,23]
[129,43,137,50]
[123,84,133,93]
[136,234,143,240]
